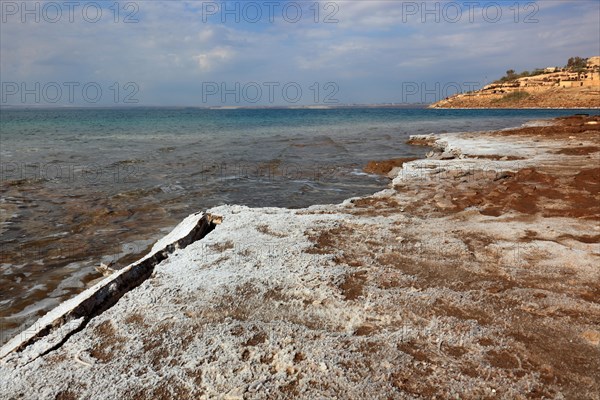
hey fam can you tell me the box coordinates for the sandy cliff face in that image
[431,58,600,108]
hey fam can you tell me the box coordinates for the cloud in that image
[193,46,235,71]
[0,0,598,105]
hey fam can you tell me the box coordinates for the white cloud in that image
[198,28,215,42]
[0,0,598,105]
[193,46,235,71]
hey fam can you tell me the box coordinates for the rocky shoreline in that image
[1,116,599,399]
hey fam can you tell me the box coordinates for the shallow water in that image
[1,106,597,344]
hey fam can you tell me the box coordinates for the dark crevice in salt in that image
[8,213,220,360]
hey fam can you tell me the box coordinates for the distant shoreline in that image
[2,104,599,110]
[1,104,431,110]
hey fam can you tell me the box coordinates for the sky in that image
[1,0,599,106]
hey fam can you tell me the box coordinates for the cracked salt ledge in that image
[0,212,219,363]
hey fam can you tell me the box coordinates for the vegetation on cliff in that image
[495,56,590,84]
[431,56,600,108]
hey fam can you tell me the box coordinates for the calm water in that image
[0,106,597,344]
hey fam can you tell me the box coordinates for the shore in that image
[1,115,599,399]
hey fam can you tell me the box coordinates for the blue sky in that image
[1,0,599,106]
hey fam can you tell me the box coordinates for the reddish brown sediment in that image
[496,115,600,137]
[363,158,418,176]
[553,146,600,155]
[406,136,436,146]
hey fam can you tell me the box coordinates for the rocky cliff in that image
[431,56,600,108]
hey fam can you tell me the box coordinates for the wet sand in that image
[0,115,598,399]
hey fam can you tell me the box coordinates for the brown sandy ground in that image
[430,86,600,109]
[0,116,599,399]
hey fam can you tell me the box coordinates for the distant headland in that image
[431,56,600,109]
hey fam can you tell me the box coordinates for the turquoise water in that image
[0,106,597,344]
